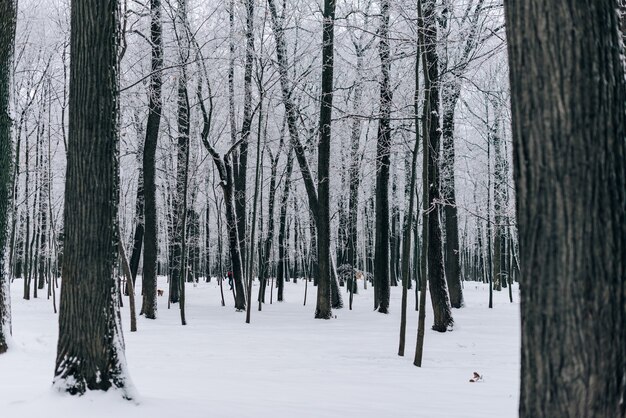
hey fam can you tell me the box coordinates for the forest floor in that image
[1,278,520,418]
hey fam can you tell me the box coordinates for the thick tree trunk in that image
[504,1,626,416]
[373,0,392,314]
[0,0,17,355]
[423,0,453,331]
[54,0,132,396]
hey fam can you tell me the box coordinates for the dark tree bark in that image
[414,0,429,365]
[390,175,400,287]
[0,0,17,355]
[54,0,132,396]
[504,1,626,417]
[315,0,336,320]
[423,0,453,332]
[276,149,293,302]
[128,167,144,283]
[373,0,392,314]
[140,0,163,320]
[441,105,463,306]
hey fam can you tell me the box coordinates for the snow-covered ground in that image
[1,278,520,418]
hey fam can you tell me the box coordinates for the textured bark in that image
[315,0,336,320]
[140,0,163,320]
[0,0,17,355]
[54,0,132,396]
[504,1,626,416]
[373,0,392,314]
[423,0,453,332]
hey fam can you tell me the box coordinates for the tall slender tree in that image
[373,0,392,314]
[504,1,626,416]
[169,0,191,305]
[234,0,256,276]
[54,0,132,396]
[0,0,17,355]
[315,0,336,319]
[140,0,163,320]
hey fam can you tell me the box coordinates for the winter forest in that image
[0,0,624,417]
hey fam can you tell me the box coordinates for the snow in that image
[1,278,520,418]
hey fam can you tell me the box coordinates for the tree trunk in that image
[169,0,190,305]
[346,48,364,272]
[54,0,132,396]
[423,0,453,332]
[140,0,163,320]
[373,0,392,314]
[276,149,293,302]
[117,225,137,332]
[441,101,463,307]
[128,168,144,284]
[315,0,336,320]
[0,0,17,355]
[398,49,420,356]
[505,1,626,416]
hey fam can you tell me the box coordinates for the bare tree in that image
[140,0,163,320]
[373,0,392,314]
[423,0,453,332]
